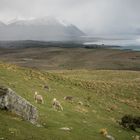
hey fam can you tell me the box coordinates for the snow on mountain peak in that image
[0,16,85,41]
[6,16,73,27]
[7,18,20,25]
[7,17,29,25]
[57,18,72,27]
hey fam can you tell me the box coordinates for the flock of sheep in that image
[34,91,65,111]
[33,90,140,140]
[34,91,118,140]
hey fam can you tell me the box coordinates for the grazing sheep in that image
[44,85,49,90]
[52,98,63,111]
[64,96,73,102]
[34,92,44,104]
[133,135,140,140]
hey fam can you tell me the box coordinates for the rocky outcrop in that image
[0,86,38,124]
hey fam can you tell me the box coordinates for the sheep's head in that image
[53,98,57,102]
[35,91,38,96]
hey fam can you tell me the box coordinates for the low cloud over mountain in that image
[0,17,85,41]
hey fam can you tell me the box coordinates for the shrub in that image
[119,115,140,131]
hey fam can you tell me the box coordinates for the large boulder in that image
[0,86,38,124]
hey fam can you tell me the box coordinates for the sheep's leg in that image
[61,106,63,111]
[42,99,44,104]
[35,99,38,103]
[53,105,56,110]
[60,105,63,111]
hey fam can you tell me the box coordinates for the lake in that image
[84,38,140,51]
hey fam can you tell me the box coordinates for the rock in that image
[78,101,83,105]
[84,102,90,107]
[0,86,38,124]
[36,124,43,128]
[59,127,72,131]
[106,135,115,140]
[82,120,87,124]
[9,128,18,135]
[92,109,97,113]
[75,106,88,113]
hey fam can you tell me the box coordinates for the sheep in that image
[64,96,73,101]
[34,91,44,104]
[52,98,63,111]
[64,96,73,103]
[44,85,49,90]
[133,135,140,140]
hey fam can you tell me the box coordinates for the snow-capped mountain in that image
[9,17,72,27]
[0,17,85,41]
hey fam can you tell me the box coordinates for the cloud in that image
[0,0,140,36]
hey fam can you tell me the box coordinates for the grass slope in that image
[0,62,140,140]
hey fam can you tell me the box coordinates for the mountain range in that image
[0,17,85,41]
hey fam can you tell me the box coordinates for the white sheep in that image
[34,91,44,104]
[133,135,140,140]
[52,98,63,111]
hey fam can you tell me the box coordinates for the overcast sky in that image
[0,0,140,36]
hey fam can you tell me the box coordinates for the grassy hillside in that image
[0,62,140,140]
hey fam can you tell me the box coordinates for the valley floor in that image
[1,47,140,70]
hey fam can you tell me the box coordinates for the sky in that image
[0,0,140,36]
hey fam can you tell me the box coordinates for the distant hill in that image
[0,17,85,41]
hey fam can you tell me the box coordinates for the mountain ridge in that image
[0,17,85,41]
